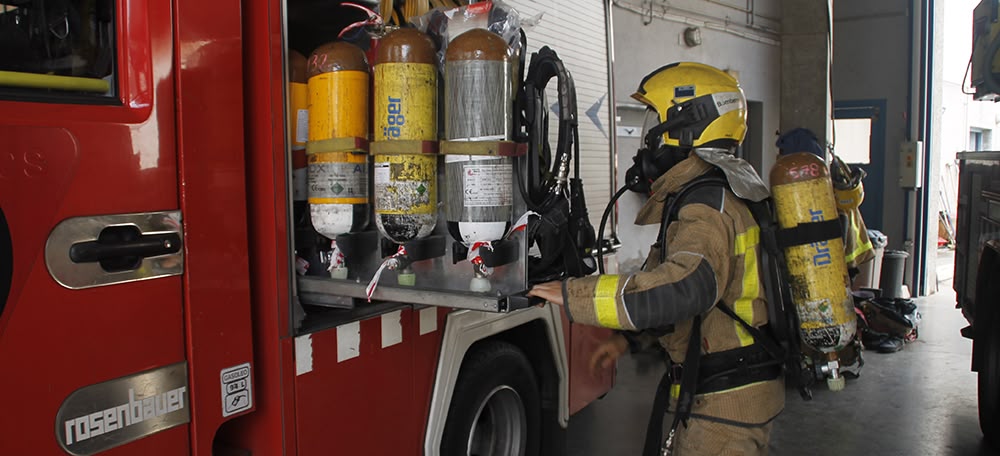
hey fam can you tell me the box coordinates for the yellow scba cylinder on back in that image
[770,153,856,359]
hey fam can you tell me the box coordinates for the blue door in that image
[833,100,887,231]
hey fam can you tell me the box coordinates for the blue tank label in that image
[809,208,832,266]
[383,96,404,139]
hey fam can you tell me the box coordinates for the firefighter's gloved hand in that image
[589,333,628,377]
[527,280,564,306]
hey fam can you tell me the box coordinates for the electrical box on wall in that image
[899,140,924,188]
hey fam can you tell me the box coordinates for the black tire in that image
[977,251,1000,448]
[441,341,541,456]
[979,319,1000,447]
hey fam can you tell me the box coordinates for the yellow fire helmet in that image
[632,62,747,149]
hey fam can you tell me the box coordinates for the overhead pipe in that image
[700,0,781,23]
[613,0,780,46]
[630,0,780,30]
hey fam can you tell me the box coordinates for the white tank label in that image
[462,164,512,207]
[308,162,368,200]
[374,162,391,185]
[445,154,500,163]
[295,109,309,144]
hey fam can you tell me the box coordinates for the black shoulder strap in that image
[642,315,702,456]
[673,314,702,426]
[746,200,814,400]
[746,199,796,349]
[715,302,786,362]
[643,365,675,456]
[657,172,728,263]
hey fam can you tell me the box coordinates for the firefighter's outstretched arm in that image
[558,201,733,330]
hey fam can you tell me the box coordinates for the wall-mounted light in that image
[683,27,702,47]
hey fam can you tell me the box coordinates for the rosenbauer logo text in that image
[62,386,187,446]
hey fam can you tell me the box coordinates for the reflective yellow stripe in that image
[732,226,759,347]
[845,239,874,263]
[844,216,873,263]
[671,383,681,399]
[734,225,759,254]
[594,275,623,329]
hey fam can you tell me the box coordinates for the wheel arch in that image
[423,305,569,456]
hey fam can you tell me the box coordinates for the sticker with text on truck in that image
[221,362,253,417]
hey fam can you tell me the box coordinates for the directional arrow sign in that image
[587,94,607,138]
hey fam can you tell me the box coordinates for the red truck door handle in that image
[45,211,184,289]
[68,225,182,272]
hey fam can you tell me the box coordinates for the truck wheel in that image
[980,315,1000,447]
[441,341,541,456]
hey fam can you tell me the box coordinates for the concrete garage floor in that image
[567,253,999,455]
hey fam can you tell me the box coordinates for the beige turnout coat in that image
[562,153,783,426]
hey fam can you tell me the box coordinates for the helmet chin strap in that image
[625,106,697,194]
[643,103,694,151]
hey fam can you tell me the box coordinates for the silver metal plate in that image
[297,275,530,313]
[56,362,190,456]
[45,211,183,289]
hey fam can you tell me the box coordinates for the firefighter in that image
[529,62,783,456]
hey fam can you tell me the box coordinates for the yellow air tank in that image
[770,152,856,391]
[306,41,370,239]
[372,28,438,244]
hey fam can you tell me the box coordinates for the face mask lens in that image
[640,107,663,149]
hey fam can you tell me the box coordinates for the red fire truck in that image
[0,0,618,455]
